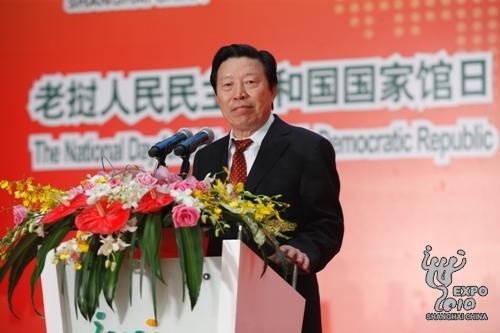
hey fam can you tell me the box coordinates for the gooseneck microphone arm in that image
[147,128,193,168]
[174,128,215,179]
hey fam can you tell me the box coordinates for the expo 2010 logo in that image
[421,245,488,321]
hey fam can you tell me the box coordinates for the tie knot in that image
[232,138,253,153]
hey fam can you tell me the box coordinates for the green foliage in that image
[137,213,164,321]
[175,225,203,309]
[75,236,105,321]
[30,216,74,316]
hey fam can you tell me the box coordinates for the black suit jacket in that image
[193,115,344,333]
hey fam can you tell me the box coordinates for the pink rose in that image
[184,177,209,191]
[13,205,28,226]
[135,171,158,187]
[194,180,208,192]
[165,173,182,184]
[169,180,191,191]
[172,204,200,228]
[169,177,207,192]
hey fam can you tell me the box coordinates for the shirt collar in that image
[229,113,275,148]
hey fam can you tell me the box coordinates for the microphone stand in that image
[152,151,167,173]
[151,148,190,179]
[178,153,191,180]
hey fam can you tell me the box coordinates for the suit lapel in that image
[245,116,291,193]
[207,135,229,181]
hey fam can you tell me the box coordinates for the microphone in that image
[148,128,193,158]
[174,128,214,156]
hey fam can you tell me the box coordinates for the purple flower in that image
[13,205,28,226]
[153,166,182,184]
[172,204,200,228]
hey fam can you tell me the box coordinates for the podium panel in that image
[41,240,305,333]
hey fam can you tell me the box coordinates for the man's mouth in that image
[232,105,252,111]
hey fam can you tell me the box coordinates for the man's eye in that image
[222,83,232,87]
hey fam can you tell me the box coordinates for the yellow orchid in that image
[77,241,89,253]
[1,179,66,212]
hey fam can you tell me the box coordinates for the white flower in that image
[156,184,170,194]
[226,183,235,195]
[86,183,112,205]
[120,217,138,233]
[203,173,215,184]
[34,225,44,238]
[54,239,79,263]
[97,235,130,256]
[88,174,108,184]
[174,190,203,209]
[66,185,85,200]
[116,179,149,209]
[171,189,195,206]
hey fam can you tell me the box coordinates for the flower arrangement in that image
[0,166,295,322]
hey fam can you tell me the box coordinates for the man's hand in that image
[269,245,310,274]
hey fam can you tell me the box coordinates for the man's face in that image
[215,57,277,137]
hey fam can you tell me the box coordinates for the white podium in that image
[41,240,305,333]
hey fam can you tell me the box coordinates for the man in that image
[193,44,344,333]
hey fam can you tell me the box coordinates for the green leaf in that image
[7,242,39,318]
[86,255,105,320]
[139,251,145,298]
[76,236,104,321]
[175,228,187,303]
[140,214,163,281]
[175,225,203,310]
[137,213,163,321]
[103,231,132,310]
[103,248,125,310]
[59,264,66,296]
[74,256,82,319]
[127,230,137,306]
[162,213,173,227]
[30,217,73,316]
[150,262,158,323]
[0,232,39,283]
[259,247,269,278]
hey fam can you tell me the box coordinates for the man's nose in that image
[233,83,248,100]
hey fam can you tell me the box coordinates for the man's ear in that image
[272,84,278,98]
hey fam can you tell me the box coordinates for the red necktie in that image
[228,138,253,184]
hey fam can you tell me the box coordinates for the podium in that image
[41,240,305,332]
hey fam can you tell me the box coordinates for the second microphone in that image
[174,128,215,156]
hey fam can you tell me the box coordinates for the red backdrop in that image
[1,0,499,332]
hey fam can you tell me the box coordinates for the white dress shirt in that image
[228,114,275,176]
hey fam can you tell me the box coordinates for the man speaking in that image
[193,44,344,333]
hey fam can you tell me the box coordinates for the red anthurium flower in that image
[40,193,88,224]
[135,189,174,214]
[75,198,130,234]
